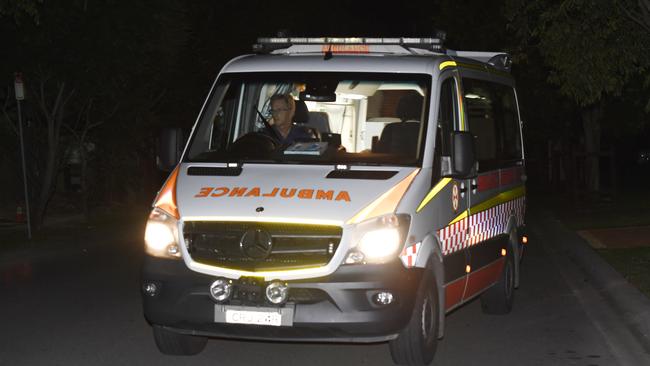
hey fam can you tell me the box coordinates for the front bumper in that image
[142,256,423,342]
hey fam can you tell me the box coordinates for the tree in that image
[0,0,42,24]
[620,0,650,32]
[506,0,650,192]
[0,0,189,227]
[619,0,650,111]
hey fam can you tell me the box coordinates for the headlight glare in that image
[358,228,401,260]
[344,214,410,265]
[144,208,181,259]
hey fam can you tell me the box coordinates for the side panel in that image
[415,70,471,312]
[464,234,507,299]
[443,250,467,309]
[461,72,526,301]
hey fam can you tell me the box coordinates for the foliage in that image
[0,0,189,225]
[618,0,650,111]
[506,0,650,192]
[619,0,650,33]
[0,0,42,24]
[506,0,648,107]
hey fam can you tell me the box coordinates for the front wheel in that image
[389,271,439,366]
[152,325,208,356]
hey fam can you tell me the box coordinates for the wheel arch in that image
[417,233,446,339]
[505,214,521,288]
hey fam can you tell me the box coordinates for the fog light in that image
[167,244,180,256]
[373,291,394,305]
[209,278,233,302]
[344,250,365,264]
[265,281,289,304]
[143,282,159,297]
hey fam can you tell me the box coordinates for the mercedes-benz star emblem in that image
[240,228,273,259]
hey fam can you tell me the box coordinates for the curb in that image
[533,210,650,351]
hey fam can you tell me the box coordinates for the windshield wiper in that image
[256,109,282,141]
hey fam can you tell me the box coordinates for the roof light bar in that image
[252,37,445,54]
[255,37,443,46]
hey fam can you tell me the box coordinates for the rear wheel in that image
[152,325,208,356]
[480,247,515,314]
[389,271,438,365]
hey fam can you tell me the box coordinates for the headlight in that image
[344,214,410,264]
[144,208,182,259]
[358,228,401,260]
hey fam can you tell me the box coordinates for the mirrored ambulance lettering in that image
[194,186,351,202]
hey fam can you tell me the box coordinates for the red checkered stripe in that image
[438,218,467,255]
[437,197,525,255]
[399,242,422,268]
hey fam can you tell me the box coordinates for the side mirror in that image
[157,128,185,172]
[441,131,476,178]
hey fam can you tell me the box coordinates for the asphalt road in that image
[1,216,648,366]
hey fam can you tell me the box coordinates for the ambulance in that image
[142,36,527,365]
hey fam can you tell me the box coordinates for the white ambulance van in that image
[142,37,527,366]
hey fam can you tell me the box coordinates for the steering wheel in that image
[230,132,280,155]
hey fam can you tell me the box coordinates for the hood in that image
[176,163,418,225]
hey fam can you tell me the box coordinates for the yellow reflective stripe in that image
[191,261,325,279]
[416,177,452,213]
[439,61,457,70]
[456,78,465,130]
[445,185,525,227]
[470,185,525,215]
[449,209,468,225]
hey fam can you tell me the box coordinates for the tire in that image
[152,325,208,356]
[389,270,439,366]
[480,247,515,315]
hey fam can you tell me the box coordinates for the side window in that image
[219,82,243,148]
[464,78,497,168]
[493,85,522,161]
[463,78,522,170]
[433,78,457,182]
[438,78,456,155]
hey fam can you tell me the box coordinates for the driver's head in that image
[270,94,296,129]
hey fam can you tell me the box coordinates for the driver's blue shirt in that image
[263,124,315,145]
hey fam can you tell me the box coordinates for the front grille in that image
[183,221,342,271]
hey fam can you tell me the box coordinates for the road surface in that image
[1,213,647,365]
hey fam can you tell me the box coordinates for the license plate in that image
[215,305,294,327]
[226,309,281,326]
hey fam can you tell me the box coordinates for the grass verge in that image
[598,248,650,297]
[1,204,148,251]
[537,187,650,298]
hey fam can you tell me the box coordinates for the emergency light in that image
[256,37,444,46]
[252,35,512,72]
[253,36,445,54]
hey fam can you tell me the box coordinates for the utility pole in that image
[15,72,32,240]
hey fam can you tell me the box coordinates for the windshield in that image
[185,72,430,166]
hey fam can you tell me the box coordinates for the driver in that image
[264,94,315,145]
